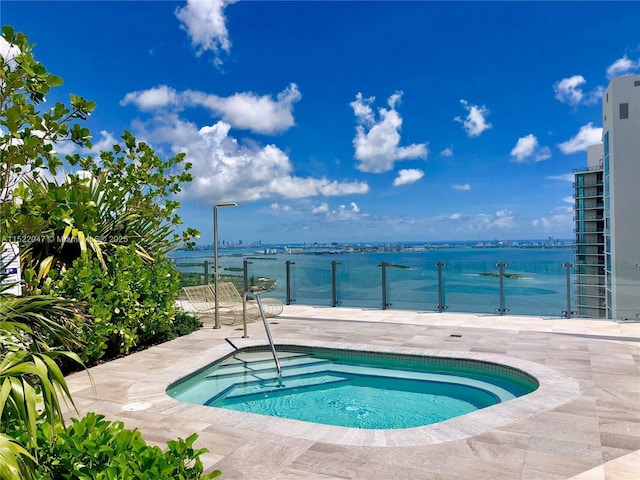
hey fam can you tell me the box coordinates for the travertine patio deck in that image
[64,306,640,479]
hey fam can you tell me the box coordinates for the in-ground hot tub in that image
[167,345,539,429]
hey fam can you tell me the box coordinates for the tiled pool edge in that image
[127,338,582,447]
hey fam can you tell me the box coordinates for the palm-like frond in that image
[0,433,34,480]
[18,168,180,283]
[0,291,86,462]
[0,284,83,351]
[0,349,80,449]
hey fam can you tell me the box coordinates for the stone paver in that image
[63,306,640,479]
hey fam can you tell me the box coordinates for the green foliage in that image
[53,246,182,362]
[0,25,95,215]
[0,26,214,479]
[1,27,198,288]
[11,130,199,288]
[0,431,34,480]
[155,309,203,342]
[0,288,86,479]
[15,131,199,284]
[5,412,220,480]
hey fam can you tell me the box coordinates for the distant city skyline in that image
[198,236,575,250]
[4,1,640,244]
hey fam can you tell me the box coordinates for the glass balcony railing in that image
[171,248,582,318]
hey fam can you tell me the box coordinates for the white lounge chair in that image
[182,282,283,325]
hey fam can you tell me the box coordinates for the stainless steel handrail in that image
[255,295,281,377]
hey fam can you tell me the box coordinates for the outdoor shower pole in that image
[213,202,237,329]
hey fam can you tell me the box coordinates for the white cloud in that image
[531,204,573,233]
[493,209,515,228]
[351,93,375,125]
[606,55,640,78]
[131,114,368,203]
[269,203,293,213]
[535,148,552,162]
[312,202,329,214]
[547,173,575,182]
[330,202,366,221]
[554,75,586,105]
[553,75,603,106]
[350,91,428,173]
[121,85,179,111]
[121,83,301,135]
[186,83,301,134]
[175,0,233,65]
[558,123,603,154]
[438,209,516,233]
[452,184,470,191]
[89,130,118,154]
[0,36,21,67]
[531,217,552,230]
[393,168,424,186]
[440,147,454,157]
[272,201,368,224]
[510,134,537,161]
[49,138,79,156]
[454,99,492,137]
[47,130,116,157]
[510,134,551,162]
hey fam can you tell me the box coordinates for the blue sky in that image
[3,1,640,245]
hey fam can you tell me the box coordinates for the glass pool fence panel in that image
[438,256,498,315]
[171,248,576,318]
[171,251,214,284]
[332,258,379,309]
[378,259,435,312]
[289,257,334,307]
[280,255,383,308]
[243,255,288,299]
[609,259,640,321]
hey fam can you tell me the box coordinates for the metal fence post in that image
[241,259,253,338]
[435,261,448,312]
[243,259,253,294]
[562,262,574,318]
[380,261,391,310]
[331,260,341,307]
[203,260,209,285]
[285,260,295,305]
[496,262,509,315]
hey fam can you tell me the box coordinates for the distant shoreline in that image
[178,241,575,255]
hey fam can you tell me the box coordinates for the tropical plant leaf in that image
[0,433,34,480]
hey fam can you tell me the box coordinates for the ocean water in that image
[170,246,576,318]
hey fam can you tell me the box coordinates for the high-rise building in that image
[574,144,605,318]
[574,74,640,320]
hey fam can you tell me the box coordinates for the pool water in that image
[167,346,538,429]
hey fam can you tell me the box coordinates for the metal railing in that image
[255,295,281,377]
[178,257,584,318]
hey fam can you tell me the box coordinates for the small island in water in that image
[479,272,524,279]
